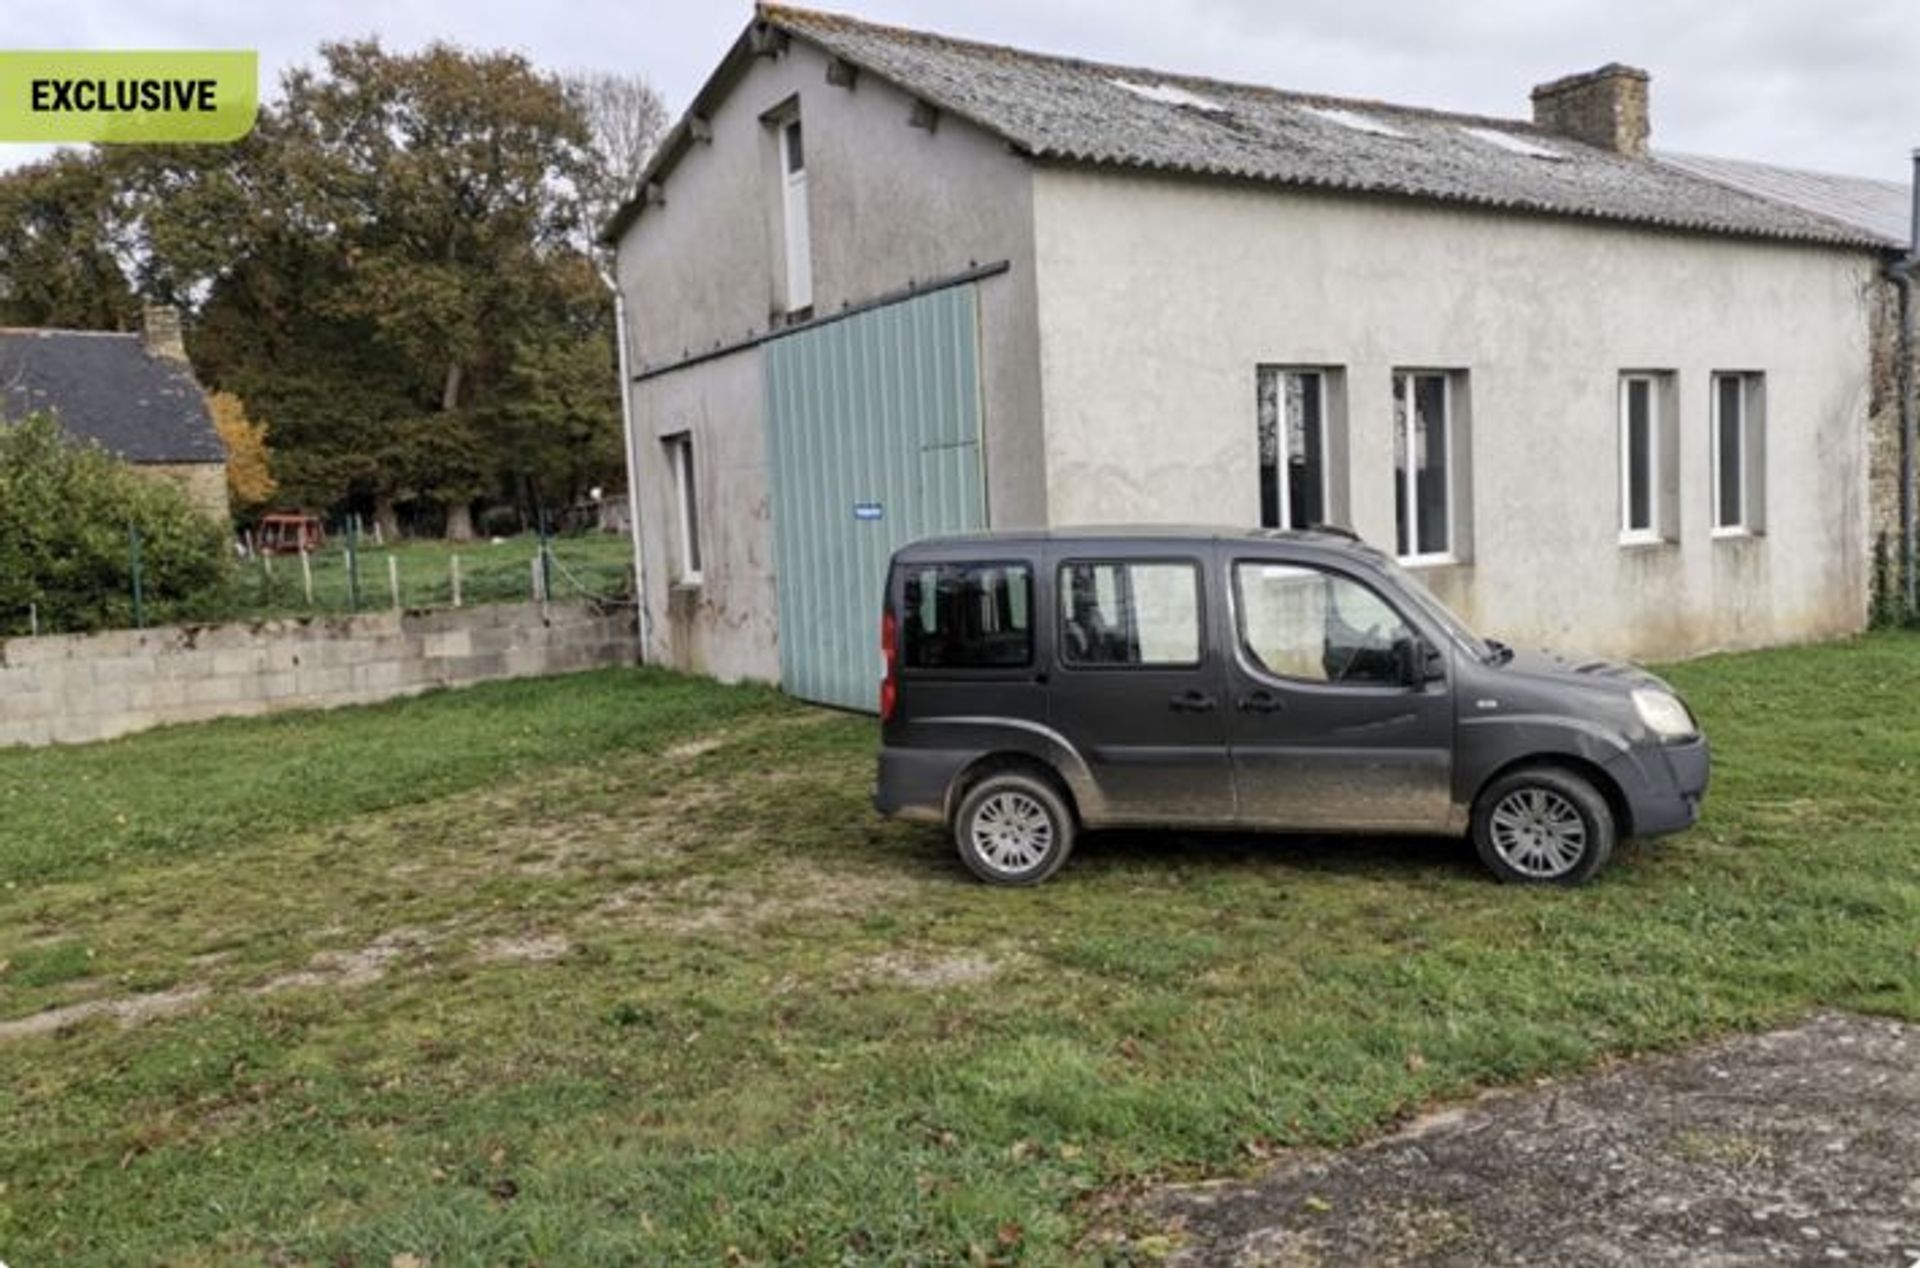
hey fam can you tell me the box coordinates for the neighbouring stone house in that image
[606,4,1912,710]
[0,305,231,521]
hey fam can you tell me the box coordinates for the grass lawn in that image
[1,634,1916,1265]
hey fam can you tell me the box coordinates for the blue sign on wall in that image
[853,502,884,521]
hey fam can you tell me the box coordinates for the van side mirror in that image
[1398,636,1444,686]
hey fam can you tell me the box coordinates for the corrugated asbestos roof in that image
[1656,152,1910,250]
[0,329,224,464]
[755,5,1890,251]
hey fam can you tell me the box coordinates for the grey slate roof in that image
[721,5,1890,252]
[1656,152,1910,250]
[0,329,224,464]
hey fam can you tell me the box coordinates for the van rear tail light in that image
[880,608,899,722]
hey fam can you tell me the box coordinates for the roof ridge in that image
[757,2,1559,137]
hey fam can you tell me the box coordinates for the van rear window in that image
[901,562,1032,669]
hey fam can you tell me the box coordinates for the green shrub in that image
[0,412,229,634]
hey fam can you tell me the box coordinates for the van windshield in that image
[1379,560,1491,660]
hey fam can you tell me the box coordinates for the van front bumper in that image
[1605,736,1711,838]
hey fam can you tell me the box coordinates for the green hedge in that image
[0,412,229,634]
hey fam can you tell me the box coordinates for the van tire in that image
[953,772,1076,886]
[1470,766,1615,886]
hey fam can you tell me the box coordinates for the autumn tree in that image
[208,390,277,511]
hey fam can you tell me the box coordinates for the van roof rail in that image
[1305,522,1360,541]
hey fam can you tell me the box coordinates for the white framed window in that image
[1256,367,1336,530]
[779,116,812,315]
[1711,372,1765,535]
[1392,371,1460,563]
[665,433,702,583]
[1619,374,1661,542]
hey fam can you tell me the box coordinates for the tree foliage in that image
[0,41,668,538]
[0,413,229,633]
[0,152,138,329]
[208,391,277,510]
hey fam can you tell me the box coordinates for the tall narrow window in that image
[666,433,702,582]
[1620,374,1659,541]
[1393,371,1456,561]
[780,117,812,315]
[1712,373,1764,534]
[1257,368,1331,529]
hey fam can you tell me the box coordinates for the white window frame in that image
[1711,372,1754,537]
[1393,371,1456,566]
[667,433,702,584]
[1619,374,1662,545]
[779,116,812,315]
[1258,367,1331,531]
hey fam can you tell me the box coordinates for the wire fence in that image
[6,528,637,639]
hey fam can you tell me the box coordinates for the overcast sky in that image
[3,0,1916,181]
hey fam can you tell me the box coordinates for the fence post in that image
[28,602,37,637]
[300,547,314,605]
[345,515,361,612]
[128,522,145,629]
[388,555,401,610]
[451,554,463,608]
[538,507,555,606]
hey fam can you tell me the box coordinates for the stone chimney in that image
[141,303,189,363]
[1530,64,1650,158]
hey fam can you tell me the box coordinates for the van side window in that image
[1059,561,1201,667]
[902,563,1032,669]
[1234,562,1411,685]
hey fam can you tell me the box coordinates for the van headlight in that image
[1631,688,1697,741]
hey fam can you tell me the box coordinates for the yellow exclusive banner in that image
[0,50,257,142]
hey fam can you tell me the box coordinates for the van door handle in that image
[1237,691,1284,714]
[1169,690,1217,713]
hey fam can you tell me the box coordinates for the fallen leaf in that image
[997,1220,1024,1249]
[1303,1194,1332,1213]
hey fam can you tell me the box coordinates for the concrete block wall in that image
[0,601,638,748]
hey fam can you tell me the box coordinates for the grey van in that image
[874,527,1708,886]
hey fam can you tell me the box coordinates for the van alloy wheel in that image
[953,772,1076,886]
[970,790,1054,873]
[1487,787,1588,878]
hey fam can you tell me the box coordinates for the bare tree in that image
[568,71,669,254]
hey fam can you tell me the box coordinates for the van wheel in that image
[953,772,1075,886]
[1470,766,1615,885]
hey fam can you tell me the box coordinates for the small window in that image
[665,433,702,582]
[1234,561,1413,687]
[777,114,813,314]
[1059,561,1201,667]
[1712,373,1765,534]
[1257,367,1334,530]
[1619,374,1670,542]
[783,118,805,174]
[902,562,1032,669]
[1393,371,1459,561]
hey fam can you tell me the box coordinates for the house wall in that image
[615,35,1046,680]
[1031,167,1878,659]
[138,461,230,523]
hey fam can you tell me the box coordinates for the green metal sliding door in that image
[764,284,986,711]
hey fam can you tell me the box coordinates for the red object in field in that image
[256,513,327,555]
[879,608,898,722]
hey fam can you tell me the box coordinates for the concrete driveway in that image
[1152,1013,1918,1267]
